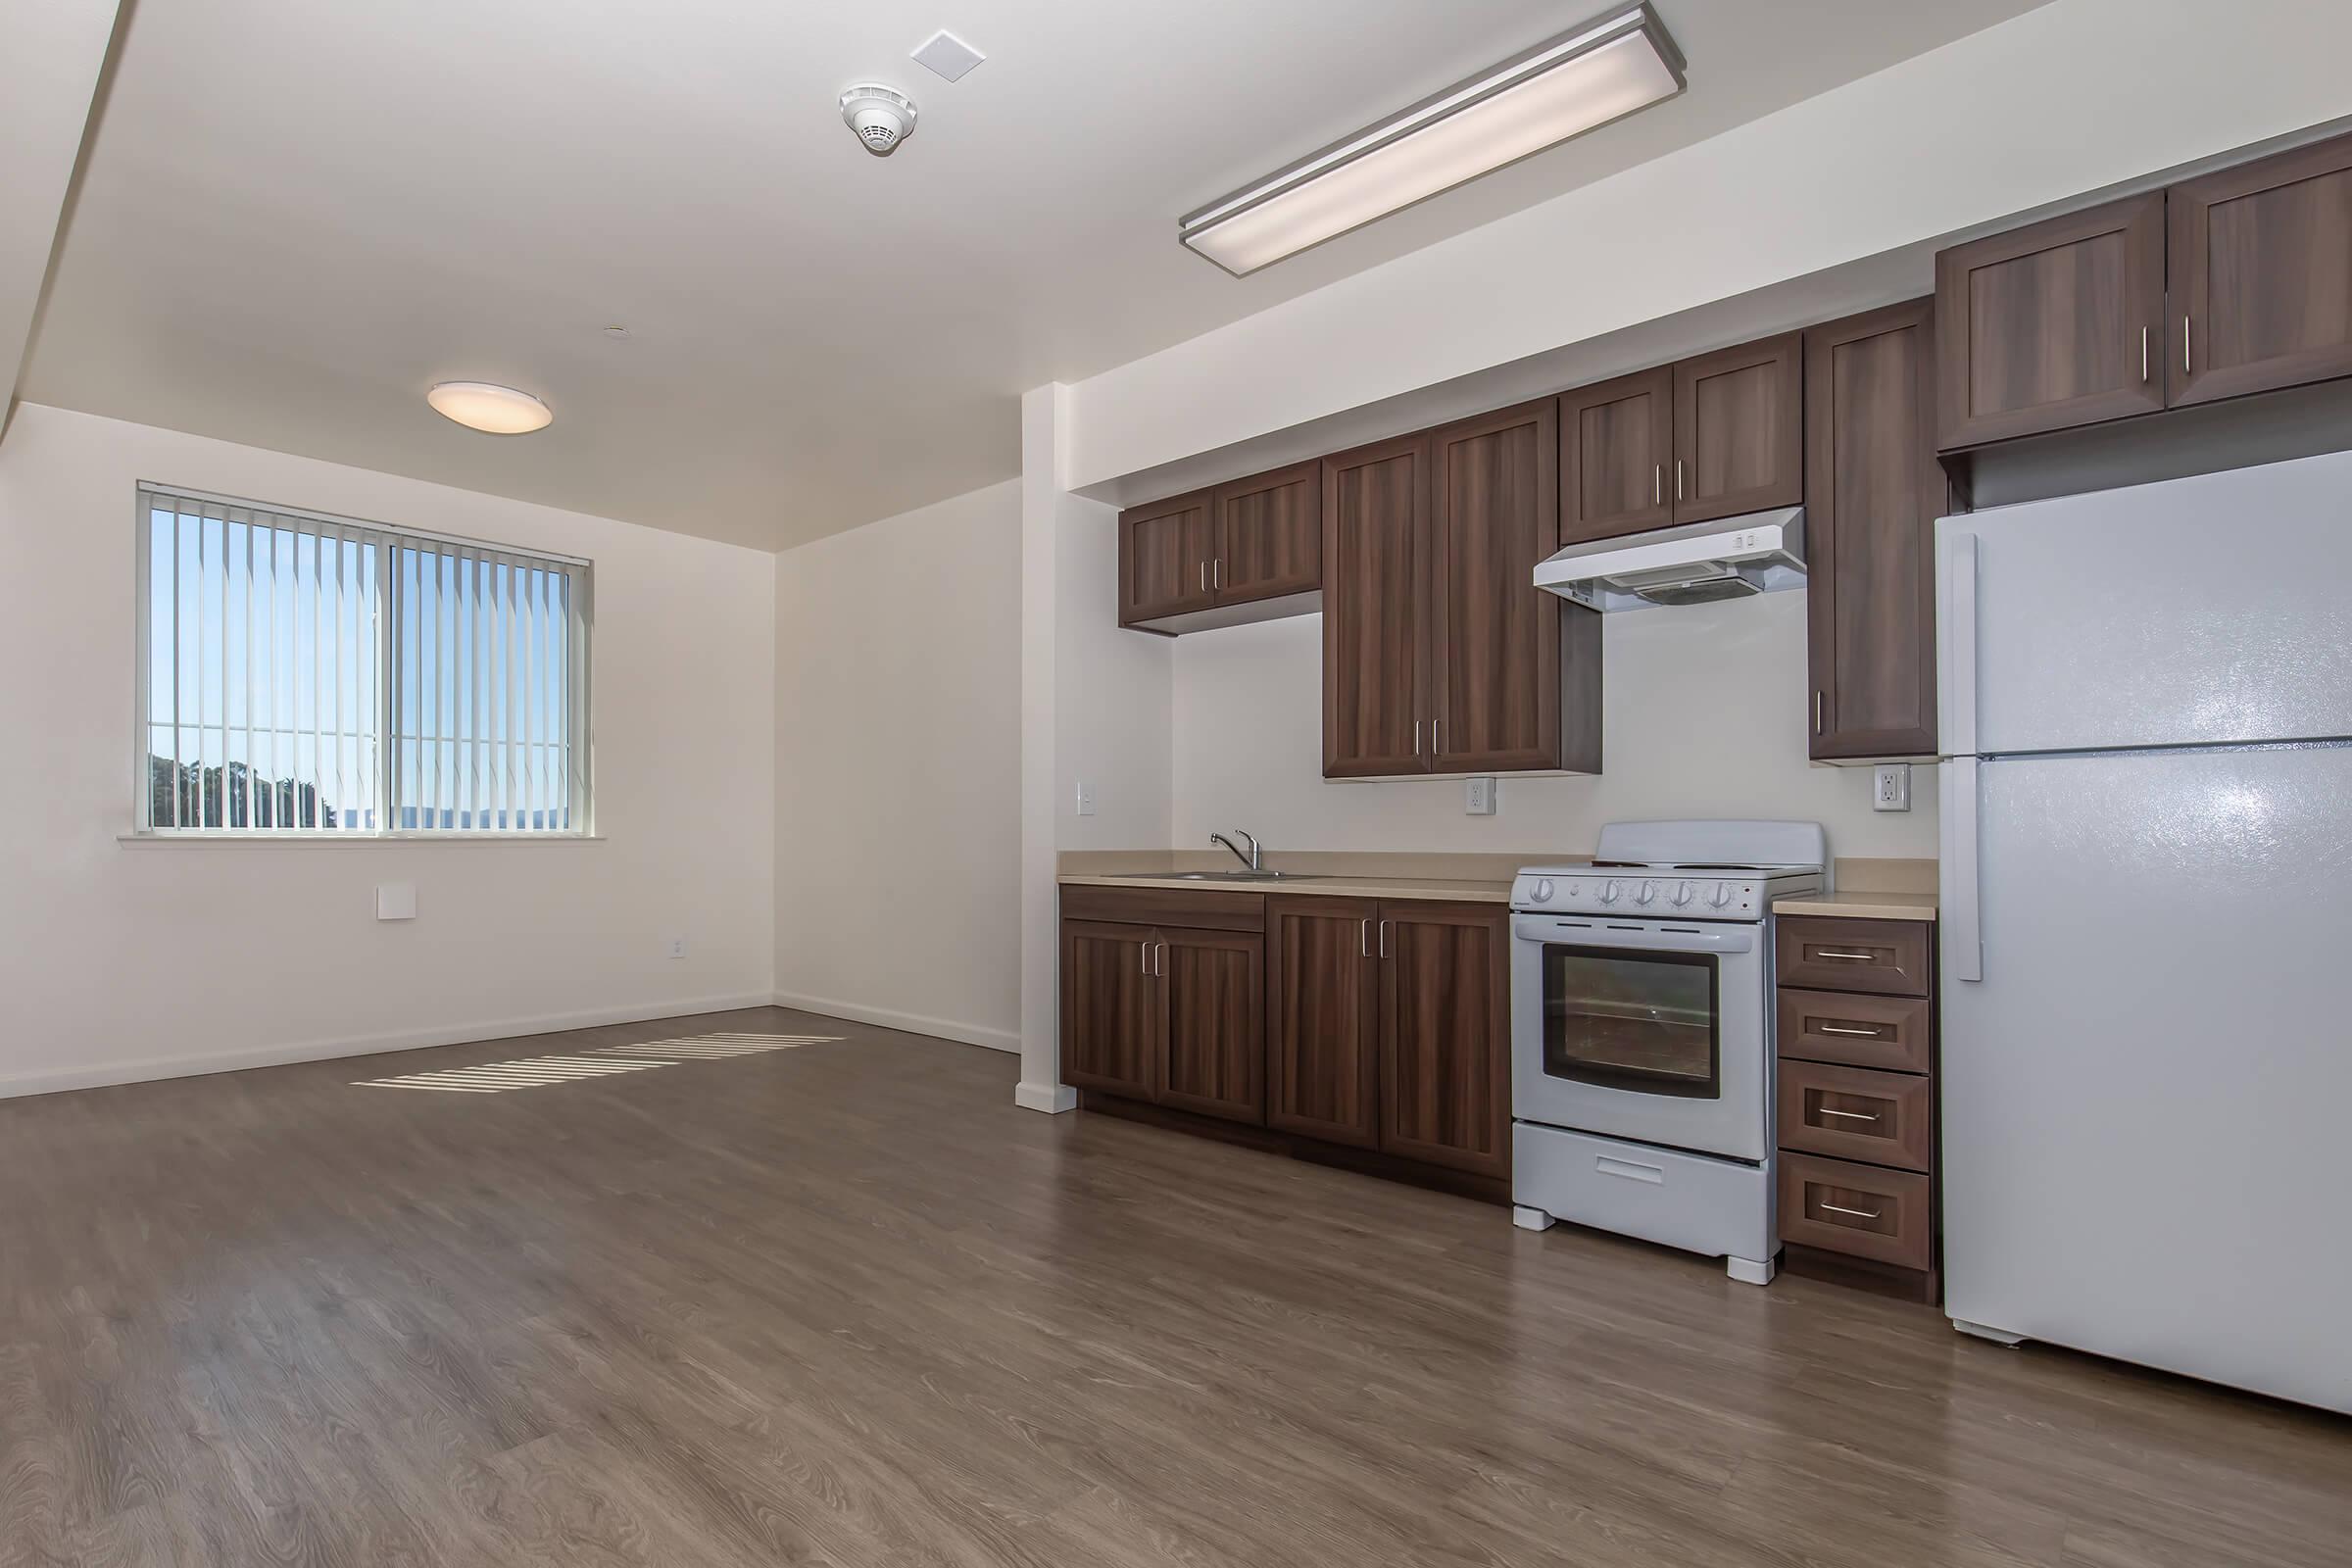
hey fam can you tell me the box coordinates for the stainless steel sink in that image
[1106,870,1321,882]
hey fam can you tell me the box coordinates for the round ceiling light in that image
[426,381,553,434]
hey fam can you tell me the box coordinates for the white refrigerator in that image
[1936,448,2352,1414]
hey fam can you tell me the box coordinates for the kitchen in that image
[1053,118,2352,1417]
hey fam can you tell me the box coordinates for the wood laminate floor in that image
[1,1006,2345,1567]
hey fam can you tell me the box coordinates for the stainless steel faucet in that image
[1208,829,1262,872]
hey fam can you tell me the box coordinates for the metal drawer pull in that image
[1820,1200,1883,1220]
[1819,1107,1882,1122]
[1819,1024,1884,1037]
[1814,950,1879,960]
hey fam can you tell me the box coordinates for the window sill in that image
[119,832,607,848]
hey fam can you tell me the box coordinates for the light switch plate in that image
[376,883,417,920]
[1465,776,1497,815]
[1074,780,1096,817]
[1873,763,1911,811]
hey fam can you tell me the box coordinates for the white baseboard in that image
[1014,1081,1078,1114]
[0,991,779,1102]
[768,990,1019,1054]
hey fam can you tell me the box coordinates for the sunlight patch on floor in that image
[353,1032,845,1092]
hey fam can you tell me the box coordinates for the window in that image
[136,484,592,835]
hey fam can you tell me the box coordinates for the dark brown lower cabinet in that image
[1267,897,1380,1149]
[1377,903,1510,1179]
[1060,920,1159,1101]
[1065,887,1509,1195]
[1158,928,1264,1122]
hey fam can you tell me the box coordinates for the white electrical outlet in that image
[667,937,687,959]
[1873,763,1911,812]
[1074,780,1097,817]
[1465,776,1496,814]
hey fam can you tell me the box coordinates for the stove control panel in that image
[1511,872,1771,919]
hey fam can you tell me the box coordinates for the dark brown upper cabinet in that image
[1213,462,1321,602]
[1559,367,1673,544]
[2169,132,2352,408]
[1117,490,1215,626]
[1672,332,1804,524]
[1935,191,2168,449]
[1804,300,1942,761]
[1322,432,1430,778]
[1377,902,1510,1180]
[1430,400,1596,774]
[1324,404,1599,779]
[1266,896,1380,1150]
[1118,462,1324,633]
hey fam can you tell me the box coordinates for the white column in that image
[1014,385,1076,1112]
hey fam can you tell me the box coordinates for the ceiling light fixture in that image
[426,381,553,435]
[1178,1,1686,276]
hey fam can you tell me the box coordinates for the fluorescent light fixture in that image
[426,381,553,434]
[1179,2,1686,276]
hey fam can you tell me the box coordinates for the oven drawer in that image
[1775,916,1932,997]
[1777,1059,1934,1172]
[1777,989,1932,1073]
[1777,1152,1933,1269]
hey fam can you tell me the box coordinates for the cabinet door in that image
[1558,368,1673,544]
[1671,333,1801,524]
[1377,903,1509,1178]
[1322,435,1430,777]
[1117,491,1215,625]
[1158,929,1265,1125]
[1428,400,1562,773]
[1934,192,2166,448]
[1804,299,1941,760]
[1266,897,1380,1149]
[2169,131,2352,407]
[1060,920,1159,1100]
[1213,462,1321,603]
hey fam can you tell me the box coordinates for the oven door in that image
[1510,913,1769,1162]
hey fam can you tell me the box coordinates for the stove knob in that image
[1599,879,1622,905]
[1531,878,1554,904]
[1636,880,1657,906]
[1709,882,1734,907]
[1672,880,1694,906]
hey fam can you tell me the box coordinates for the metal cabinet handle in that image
[1213,559,1225,591]
[1820,1200,1883,1220]
[1199,561,1207,593]
[1653,465,1661,506]
[1141,942,1150,975]
[1413,719,1421,756]
[1432,717,1443,756]
[1378,920,1390,959]
[1815,950,1879,960]
[2140,325,2149,383]
[1359,919,1370,958]
[1819,1024,1884,1038]
[2183,314,2192,375]
[1154,942,1165,978]
[1819,1107,1883,1122]
[1815,691,1824,735]
[1675,460,1685,502]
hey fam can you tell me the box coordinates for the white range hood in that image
[1534,508,1805,611]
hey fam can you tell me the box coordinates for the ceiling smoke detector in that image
[840,84,917,156]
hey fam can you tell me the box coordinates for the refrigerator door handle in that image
[1939,530,1981,758]
[1943,756,1984,982]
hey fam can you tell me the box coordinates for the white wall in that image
[771,479,1021,1051]
[1172,592,1935,861]
[0,404,776,1097]
[1067,0,2352,490]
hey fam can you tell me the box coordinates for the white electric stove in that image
[1508,820,1824,1284]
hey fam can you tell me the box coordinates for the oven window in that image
[1541,945,1719,1099]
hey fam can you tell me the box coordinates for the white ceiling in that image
[23,0,2046,551]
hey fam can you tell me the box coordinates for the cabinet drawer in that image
[1775,916,1931,997]
[1778,1059,1934,1173]
[1059,884,1265,932]
[1777,989,1931,1073]
[1778,1152,1933,1270]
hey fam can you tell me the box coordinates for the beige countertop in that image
[1058,871,1514,904]
[1773,891,1938,921]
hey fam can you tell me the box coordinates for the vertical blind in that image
[137,485,593,834]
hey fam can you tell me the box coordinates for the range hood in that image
[1533,508,1805,611]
